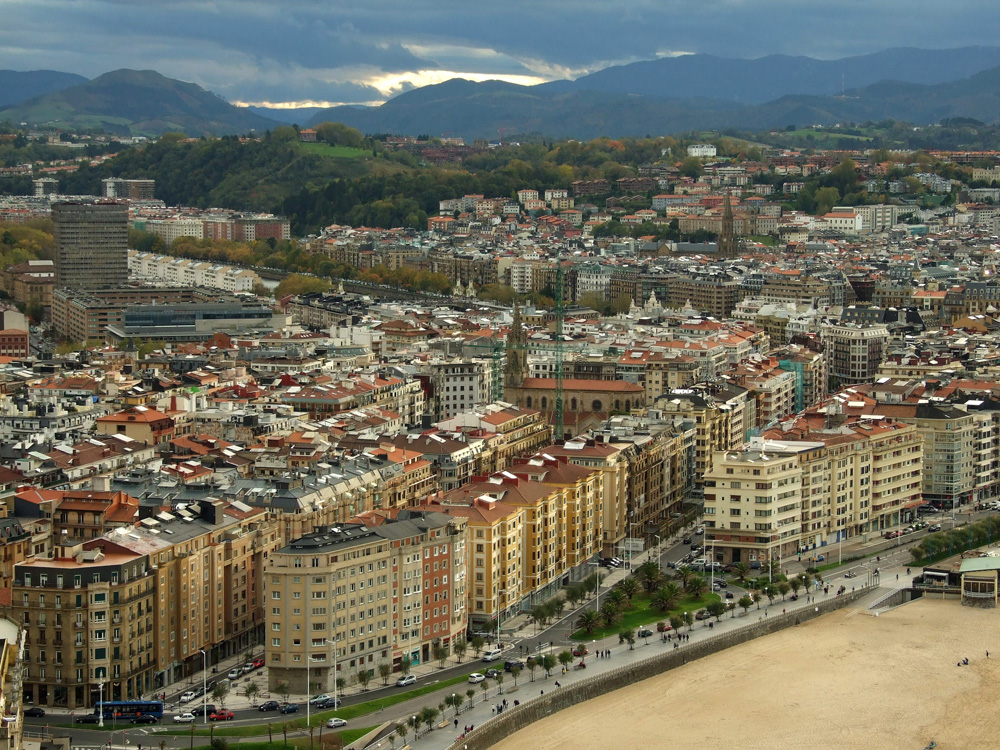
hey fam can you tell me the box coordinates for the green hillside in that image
[0,69,279,136]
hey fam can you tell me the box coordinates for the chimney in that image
[91,476,111,493]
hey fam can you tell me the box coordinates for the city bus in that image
[95,701,164,720]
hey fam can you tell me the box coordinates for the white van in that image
[481,648,503,662]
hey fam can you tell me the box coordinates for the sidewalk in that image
[409,573,909,750]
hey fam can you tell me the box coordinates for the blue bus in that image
[95,701,164,720]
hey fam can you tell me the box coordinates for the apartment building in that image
[822,323,890,389]
[0,617,24,750]
[702,443,803,567]
[15,547,156,709]
[266,511,467,692]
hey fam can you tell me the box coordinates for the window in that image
[272,638,281,646]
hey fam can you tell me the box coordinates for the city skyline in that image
[1,1,998,108]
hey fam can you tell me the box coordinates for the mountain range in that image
[0,69,279,136]
[4,46,1000,139]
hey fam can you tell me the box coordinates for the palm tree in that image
[576,609,601,635]
[651,583,680,613]
[617,577,641,604]
[732,562,751,585]
[685,574,708,597]
[599,600,620,628]
[635,560,664,593]
[606,588,628,611]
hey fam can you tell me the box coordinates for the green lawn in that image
[154,672,474,736]
[570,592,721,641]
[297,141,370,159]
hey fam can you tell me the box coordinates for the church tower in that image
[504,303,527,392]
[717,190,737,259]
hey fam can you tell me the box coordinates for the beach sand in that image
[492,597,997,750]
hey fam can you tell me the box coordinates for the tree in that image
[617,577,641,603]
[419,706,438,735]
[433,643,448,669]
[526,656,538,682]
[605,588,628,611]
[452,637,467,664]
[466,688,476,706]
[801,573,813,593]
[706,601,727,621]
[470,635,485,658]
[244,682,260,707]
[452,692,464,715]
[356,669,371,692]
[275,273,332,297]
[679,156,703,179]
[777,581,791,600]
[494,673,504,694]
[684,574,708,598]
[394,724,407,748]
[479,679,489,703]
[336,677,346,696]
[558,650,574,672]
[618,629,636,650]
[636,560,664,593]
[814,186,841,216]
[683,611,695,631]
[541,653,557,677]
[651,583,681,613]
[738,595,753,615]
[210,681,230,710]
[610,294,633,315]
[789,576,802,597]
[732,562,751,585]
[599,600,621,628]
[275,681,291,704]
[576,609,601,635]
[669,615,684,632]
[378,662,392,686]
[510,665,521,686]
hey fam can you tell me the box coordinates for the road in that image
[26,510,982,747]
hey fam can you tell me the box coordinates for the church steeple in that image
[717,189,737,259]
[504,303,527,391]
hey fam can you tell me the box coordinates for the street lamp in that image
[653,535,661,567]
[98,678,105,728]
[198,649,207,725]
[452,693,457,719]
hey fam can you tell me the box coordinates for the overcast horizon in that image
[2,1,998,108]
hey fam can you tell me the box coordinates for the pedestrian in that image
[454,719,459,729]
[987,650,990,658]
[782,608,785,615]
[540,689,544,696]
[896,573,899,581]
[491,706,496,714]
[673,642,678,650]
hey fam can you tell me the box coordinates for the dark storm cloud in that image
[0,0,996,104]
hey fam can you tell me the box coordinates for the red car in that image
[209,710,234,721]
[572,646,588,657]
[251,657,265,669]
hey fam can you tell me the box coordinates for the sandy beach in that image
[492,597,997,750]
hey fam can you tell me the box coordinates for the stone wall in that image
[449,587,873,750]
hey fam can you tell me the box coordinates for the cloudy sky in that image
[1,0,997,107]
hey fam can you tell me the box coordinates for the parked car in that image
[252,657,266,669]
[173,713,196,724]
[682,537,692,544]
[484,668,501,679]
[694,526,705,535]
[326,718,347,729]
[572,646,588,657]
[695,609,711,620]
[191,705,217,718]
[279,703,299,714]
[816,554,826,562]
[179,691,196,703]
[309,694,331,706]
[75,714,102,724]
[714,578,727,587]
[929,524,942,532]
[23,707,45,718]
[468,673,486,684]
[209,711,234,722]
[242,663,254,673]
[315,698,341,709]
[258,700,280,712]
[227,668,242,680]
[637,628,653,638]
[395,674,417,687]
[504,659,525,672]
